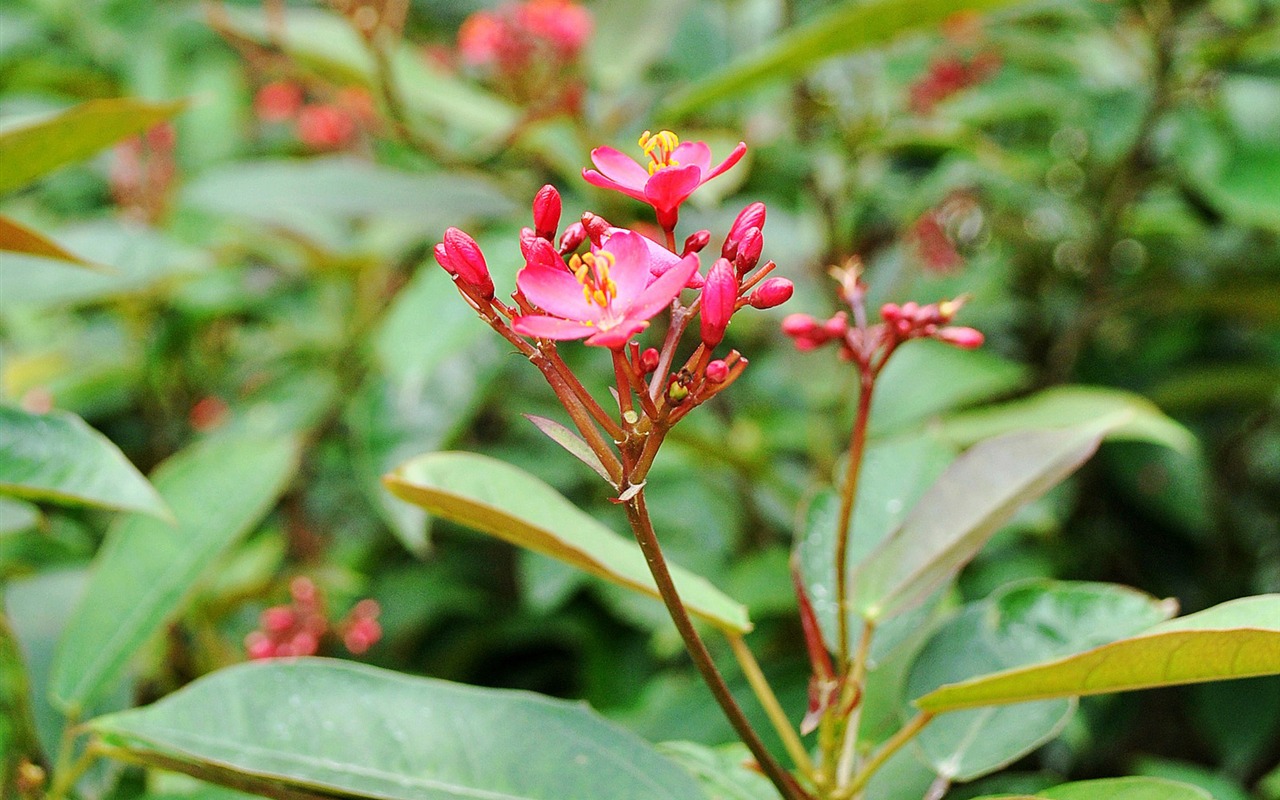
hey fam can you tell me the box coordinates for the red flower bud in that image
[699,258,739,347]
[936,326,984,349]
[723,201,767,258]
[520,233,561,270]
[734,227,764,274]
[437,227,495,299]
[705,359,729,383]
[261,606,295,633]
[581,212,611,245]
[748,278,794,309]
[822,313,850,337]
[532,184,561,241]
[255,81,303,123]
[559,222,587,254]
[638,347,660,374]
[682,229,711,256]
[781,313,821,337]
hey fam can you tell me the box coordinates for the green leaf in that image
[659,0,1028,119]
[934,387,1195,453]
[657,742,776,800]
[90,658,709,800]
[0,220,209,312]
[1039,777,1214,800]
[797,433,955,646]
[850,421,1114,622]
[50,432,300,714]
[0,98,185,195]
[869,341,1028,436]
[0,215,104,270]
[1192,145,1280,233]
[1,613,42,791]
[915,595,1280,712]
[180,157,515,235]
[525,415,615,485]
[384,452,751,634]
[905,581,1176,781]
[0,405,169,520]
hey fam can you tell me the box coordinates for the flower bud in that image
[699,258,739,347]
[581,212,611,245]
[734,227,764,274]
[521,234,561,270]
[532,184,561,241]
[261,606,295,633]
[822,312,849,337]
[559,222,587,254]
[638,347,660,374]
[439,227,495,299]
[936,326,984,349]
[682,229,711,256]
[705,359,729,383]
[748,278,794,309]
[667,376,689,404]
[723,201,767,258]
[781,313,821,338]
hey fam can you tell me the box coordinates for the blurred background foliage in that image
[1,0,1278,797]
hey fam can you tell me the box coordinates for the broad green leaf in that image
[0,405,169,520]
[90,658,709,800]
[904,581,1176,781]
[1039,776,1213,800]
[0,98,185,195]
[657,742,776,800]
[180,157,515,235]
[660,0,1027,119]
[935,387,1195,453]
[916,595,1280,712]
[869,341,1028,436]
[384,452,751,633]
[0,215,103,270]
[1134,757,1253,800]
[0,220,208,311]
[851,421,1114,622]
[797,433,955,646]
[50,432,300,714]
[1193,145,1280,233]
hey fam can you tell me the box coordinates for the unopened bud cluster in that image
[244,576,382,660]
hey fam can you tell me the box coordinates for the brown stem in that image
[834,370,876,668]
[623,493,810,800]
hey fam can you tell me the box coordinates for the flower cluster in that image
[782,262,982,373]
[253,81,375,151]
[244,576,382,659]
[908,51,1001,114]
[433,132,790,490]
[457,0,591,111]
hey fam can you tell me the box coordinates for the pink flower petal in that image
[672,141,711,174]
[598,230,651,301]
[628,254,699,321]
[582,168,648,204]
[643,164,703,213]
[589,146,650,190]
[517,265,598,321]
[604,227,681,280]
[513,315,598,340]
[704,141,748,182]
[585,320,648,348]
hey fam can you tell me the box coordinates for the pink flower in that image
[514,230,698,348]
[583,130,747,230]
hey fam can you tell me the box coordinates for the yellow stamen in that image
[569,251,619,309]
[639,129,680,175]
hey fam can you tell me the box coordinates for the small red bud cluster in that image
[908,51,1001,114]
[244,576,382,660]
[253,81,372,151]
[457,0,591,112]
[111,123,177,224]
[783,265,983,373]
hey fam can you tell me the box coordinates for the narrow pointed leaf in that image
[0,216,105,270]
[384,452,750,633]
[89,658,708,800]
[659,0,1026,120]
[916,595,1280,712]
[0,405,169,520]
[1,613,43,791]
[50,432,300,714]
[0,98,185,195]
[851,421,1117,622]
[524,415,615,485]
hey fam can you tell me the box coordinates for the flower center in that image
[639,130,680,175]
[571,251,619,311]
